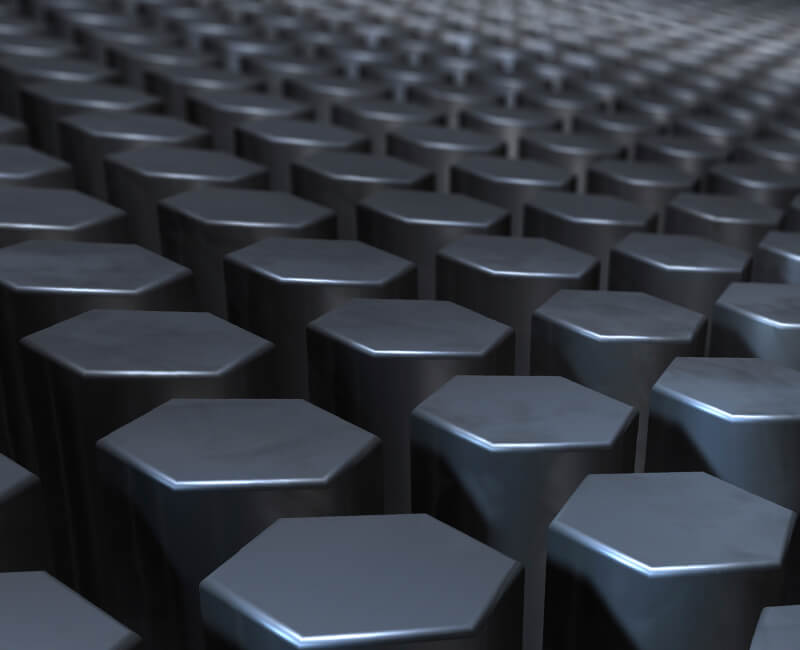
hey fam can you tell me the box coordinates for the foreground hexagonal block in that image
[159,188,336,317]
[358,189,509,299]
[437,235,599,374]
[0,144,73,188]
[0,571,142,650]
[609,233,751,316]
[0,187,126,246]
[200,514,523,649]
[411,375,636,650]
[750,606,800,650]
[308,299,514,512]
[292,151,434,239]
[710,282,800,369]
[96,399,382,649]
[532,290,706,469]
[647,357,800,513]
[0,240,194,470]
[544,472,796,650]
[105,146,269,253]
[0,453,48,571]
[226,238,416,398]
[753,231,800,284]
[20,309,275,599]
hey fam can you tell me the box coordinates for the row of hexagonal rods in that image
[2,343,800,650]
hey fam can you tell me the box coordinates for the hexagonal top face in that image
[309,299,512,358]
[523,132,621,156]
[202,514,520,645]
[0,145,70,180]
[536,290,705,341]
[671,193,783,224]
[105,146,265,182]
[591,159,695,187]
[289,74,385,98]
[438,235,597,278]
[296,151,431,185]
[61,110,208,142]
[228,238,414,285]
[22,81,157,111]
[0,188,122,229]
[0,240,190,293]
[237,118,365,148]
[414,375,635,449]
[0,452,37,500]
[22,309,271,377]
[750,605,800,650]
[160,188,333,228]
[527,191,653,226]
[412,82,495,104]
[98,399,379,489]
[716,282,800,327]
[0,571,139,650]
[456,155,571,187]
[654,357,800,420]
[760,231,800,260]
[741,137,800,161]
[119,44,214,67]
[551,472,795,575]
[392,125,502,152]
[360,189,507,227]
[614,233,751,273]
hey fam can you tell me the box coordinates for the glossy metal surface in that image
[308,299,514,512]
[105,145,269,253]
[226,237,416,398]
[236,118,368,192]
[97,398,382,649]
[201,514,523,649]
[387,124,504,192]
[665,193,784,251]
[0,571,142,650]
[0,144,73,188]
[160,188,335,318]
[0,453,48,571]
[460,105,560,159]
[411,375,636,650]
[59,110,210,200]
[524,190,656,288]
[753,231,800,284]
[358,189,509,299]
[648,357,800,514]
[545,472,795,650]
[437,235,598,374]
[0,239,194,470]
[532,290,706,469]
[749,606,800,650]
[609,232,751,316]
[711,282,800,369]
[293,151,434,239]
[451,155,573,235]
[708,163,800,208]
[20,309,275,602]
[187,90,312,152]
